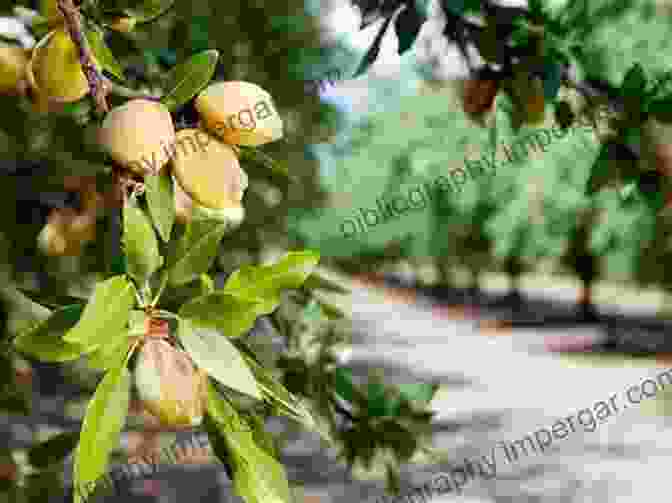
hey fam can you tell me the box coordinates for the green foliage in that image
[13,305,85,362]
[73,358,131,503]
[160,50,219,111]
[179,292,264,336]
[178,319,262,400]
[62,276,136,351]
[144,172,176,243]
[166,219,229,286]
[123,202,162,285]
[27,432,80,469]
[223,251,320,314]
[84,26,125,81]
[206,382,292,503]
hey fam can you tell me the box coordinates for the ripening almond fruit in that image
[108,17,137,33]
[134,338,207,428]
[0,45,29,95]
[37,220,68,256]
[171,128,248,210]
[98,99,176,176]
[27,27,91,104]
[195,81,283,146]
[37,208,96,256]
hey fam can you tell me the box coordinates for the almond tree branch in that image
[57,0,109,116]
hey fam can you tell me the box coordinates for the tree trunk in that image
[576,254,600,323]
[467,265,480,301]
[504,254,524,308]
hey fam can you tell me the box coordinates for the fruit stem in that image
[150,271,170,308]
[57,0,109,116]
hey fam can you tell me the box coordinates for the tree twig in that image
[57,0,109,116]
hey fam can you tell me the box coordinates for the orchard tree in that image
[339,0,672,312]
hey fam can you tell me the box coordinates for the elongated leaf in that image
[144,173,175,242]
[397,382,438,407]
[28,431,80,469]
[167,219,228,286]
[13,305,86,362]
[206,384,291,503]
[63,276,136,349]
[73,361,131,503]
[223,251,320,314]
[648,98,672,123]
[542,59,562,102]
[621,63,647,99]
[0,392,30,415]
[123,0,175,23]
[179,292,264,337]
[123,205,161,284]
[84,27,124,81]
[241,353,333,444]
[237,147,297,184]
[14,289,87,310]
[178,320,261,400]
[302,272,350,294]
[160,50,219,111]
[86,333,134,371]
[334,367,356,403]
[353,16,393,78]
[314,298,347,320]
[394,2,425,55]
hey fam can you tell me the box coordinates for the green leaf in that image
[123,204,161,284]
[334,367,355,403]
[314,298,347,320]
[206,384,292,503]
[144,172,175,242]
[178,292,264,337]
[28,431,80,469]
[353,16,393,78]
[122,0,175,23]
[237,147,297,185]
[223,251,320,314]
[586,142,629,195]
[167,219,229,286]
[394,3,425,55]
[648,98,672,123]
[160,50,219,112]
[63,276,136,350]
[110,252,127,276]
[621,63,647,99]
[178,319,262,400]
[241,353,330,441]
[542,59,562,102]
[0,392,30,415]
[86,333,134,371]
[200,273,215,294]
[73,361,131,503]
[397,382,439,407]
[439,0,482,16]
[301,272,350,294]
[13,305,86,362]
[84,27,125,81]
[14,289,87,310]
[242,412,277,458]
[367,381,394,417]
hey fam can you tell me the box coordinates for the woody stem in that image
[57,0,109,116]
